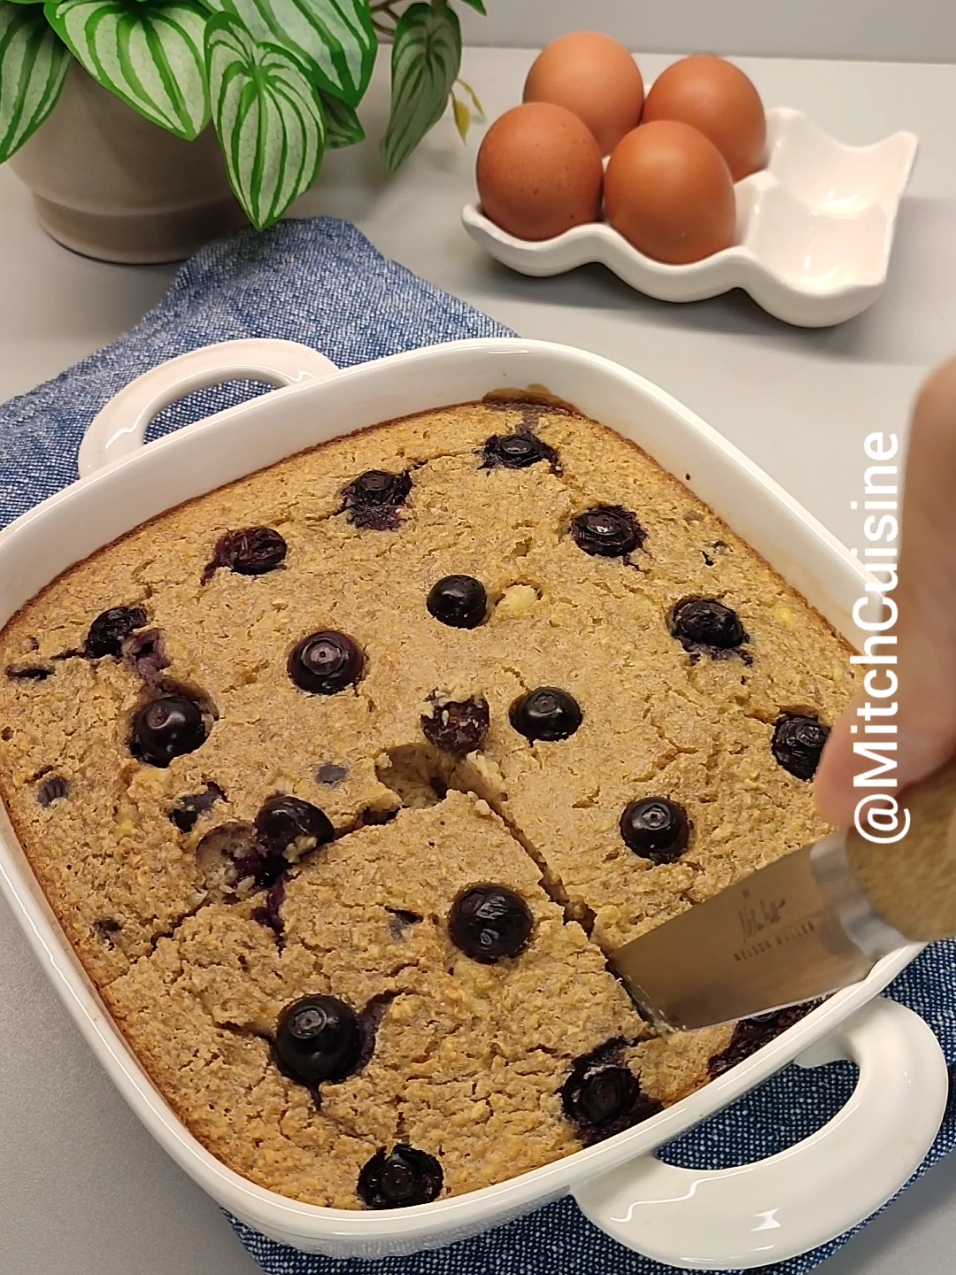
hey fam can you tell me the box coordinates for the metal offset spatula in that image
[611,758,956,1031]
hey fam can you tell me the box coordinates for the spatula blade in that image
[611,839,876,1031]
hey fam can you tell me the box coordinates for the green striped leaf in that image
[202,0,375,107]
[320,88,362,147]
[382,2,460,174]
[206,12,325,229]
[44,0,209,139]
[0,4,69,160]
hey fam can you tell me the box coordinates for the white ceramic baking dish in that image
[0,337,946,1269]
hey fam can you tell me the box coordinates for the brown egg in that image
[643,55,766,181]
[476,102,604,242]
[605,121,736,264]
[523,31,645,156]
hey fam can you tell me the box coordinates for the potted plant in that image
[0,0,485,261]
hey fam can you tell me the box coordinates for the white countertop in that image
[1,48,955,1275]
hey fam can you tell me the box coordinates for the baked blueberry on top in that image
[571,505,645,558]
[426,575,487,629]
[421,694,490,754]
[448,885,534,963]
[342,470,412,530]
[131,694,207,766]
[561,1041,662,1144]
[85,606,148,658]
[510,687,583,742]
[771,714,830,780]
[481,431,559,471]
[206,527,287,580]
[274,995,363,1085]
[255,795,334,856]
[670,597,747,653]
[620,798,690,864]
[288,631,364,694]
[358,1145,444,1208]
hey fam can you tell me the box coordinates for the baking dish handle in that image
[572,998,948,1270]
[77,338,340,478]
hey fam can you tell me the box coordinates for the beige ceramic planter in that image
[9,63,246,264]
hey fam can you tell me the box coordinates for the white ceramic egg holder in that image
[462,108,918,328]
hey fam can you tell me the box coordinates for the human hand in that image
[815,356,956,827]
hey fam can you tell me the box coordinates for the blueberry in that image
[421,696,489,755]
[231,848,285,891]
[195,822,279,894]
[253,875,287,939]
[509,687,582,742]
[448,885,533,963]
[345,470,412,508]
[571,506,645,558]
[93,917,122,948]
[131,695,207,766]
[288,631,364,694]
[37,775,69,806]
[771,714,830,781]
[426,576,487,629]
[481,432,558,470]
[274,995,362,1085]
[564,1066,639,1127]
[708,1002,819,1078]
[255,795,333,857]
[316,763,348,786]
[619,798,690,864]
[169,782,224,833]
[85,607,148,658]
[357,1145,444,1209]
[208,527,287,580]
[561,1046,661,1144]
[670,598,746,651]
[342,470,412,530]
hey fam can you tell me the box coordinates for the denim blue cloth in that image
[0,217,509,528]
[0,216,953,1275]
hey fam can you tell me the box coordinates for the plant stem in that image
[371,1,401,27]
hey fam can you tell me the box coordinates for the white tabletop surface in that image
[1,47,955,1275]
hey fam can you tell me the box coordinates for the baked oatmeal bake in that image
[0,398,855,1208]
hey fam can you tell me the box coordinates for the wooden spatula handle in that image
[845,758,956,941]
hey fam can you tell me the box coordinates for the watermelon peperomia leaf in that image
[0,2,69,161]
[205,11,326,229]
[201,0,376,107]
[44,0,210,139]
[381,1,460,174]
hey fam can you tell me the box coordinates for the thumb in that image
[815,356,956,827]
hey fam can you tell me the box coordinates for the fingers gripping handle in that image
[572,998,947,1270]
[78,339,340,478]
